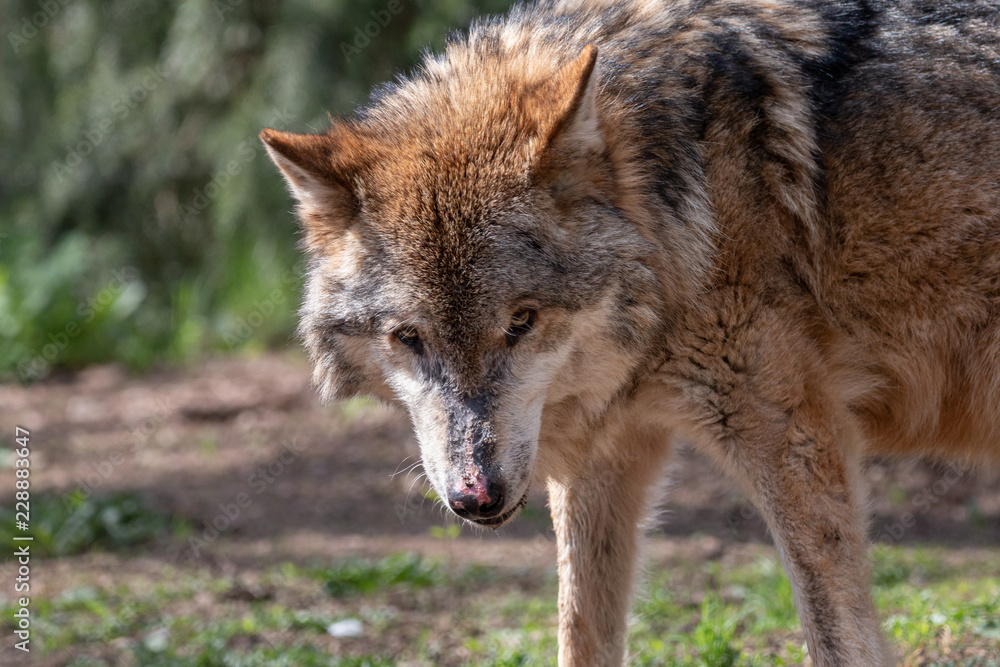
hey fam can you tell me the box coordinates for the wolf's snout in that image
[447,474,505,520]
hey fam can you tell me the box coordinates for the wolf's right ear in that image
[260,128,360,250]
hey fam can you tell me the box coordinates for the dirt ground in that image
[4,351,999,549]
[2,351,999,664]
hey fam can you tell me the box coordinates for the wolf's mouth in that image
[468,491,529,529]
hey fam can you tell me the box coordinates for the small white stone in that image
[327,618,364,638]
[144,627,171,652]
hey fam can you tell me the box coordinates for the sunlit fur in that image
[262,1,1000,664]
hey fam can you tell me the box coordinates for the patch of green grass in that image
[2,572,206,655]
[462,547,1000,666]
[318,552,449,598]
[106,645,393,667]
[2,567,376,663]
[337,397,383,423]
[623,557,802,666]
[876,554,1000,655]
[429,523,462,540]
[11,546,1000,665]
[0,490,186,558]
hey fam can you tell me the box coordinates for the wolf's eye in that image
[394,326,422,352]
[506,309,535,345]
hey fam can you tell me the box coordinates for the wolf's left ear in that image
[260,128,360,249]
[525,44,602,160]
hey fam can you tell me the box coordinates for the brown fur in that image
[262,1,1000,664]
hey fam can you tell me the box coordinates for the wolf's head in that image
[262,45,689,528]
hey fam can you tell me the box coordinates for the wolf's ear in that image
[260,128,359,249]
[525,44,602,159]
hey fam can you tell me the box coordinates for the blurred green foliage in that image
[0,0,513,382]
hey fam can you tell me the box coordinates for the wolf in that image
[261,0,1000,664]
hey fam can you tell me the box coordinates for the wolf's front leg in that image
[743,426,893,667]
[696,395,893,667]
[546,432,670,666]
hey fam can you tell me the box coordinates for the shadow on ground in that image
[2,352,998,568]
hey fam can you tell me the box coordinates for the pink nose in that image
[448,472,504,520]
